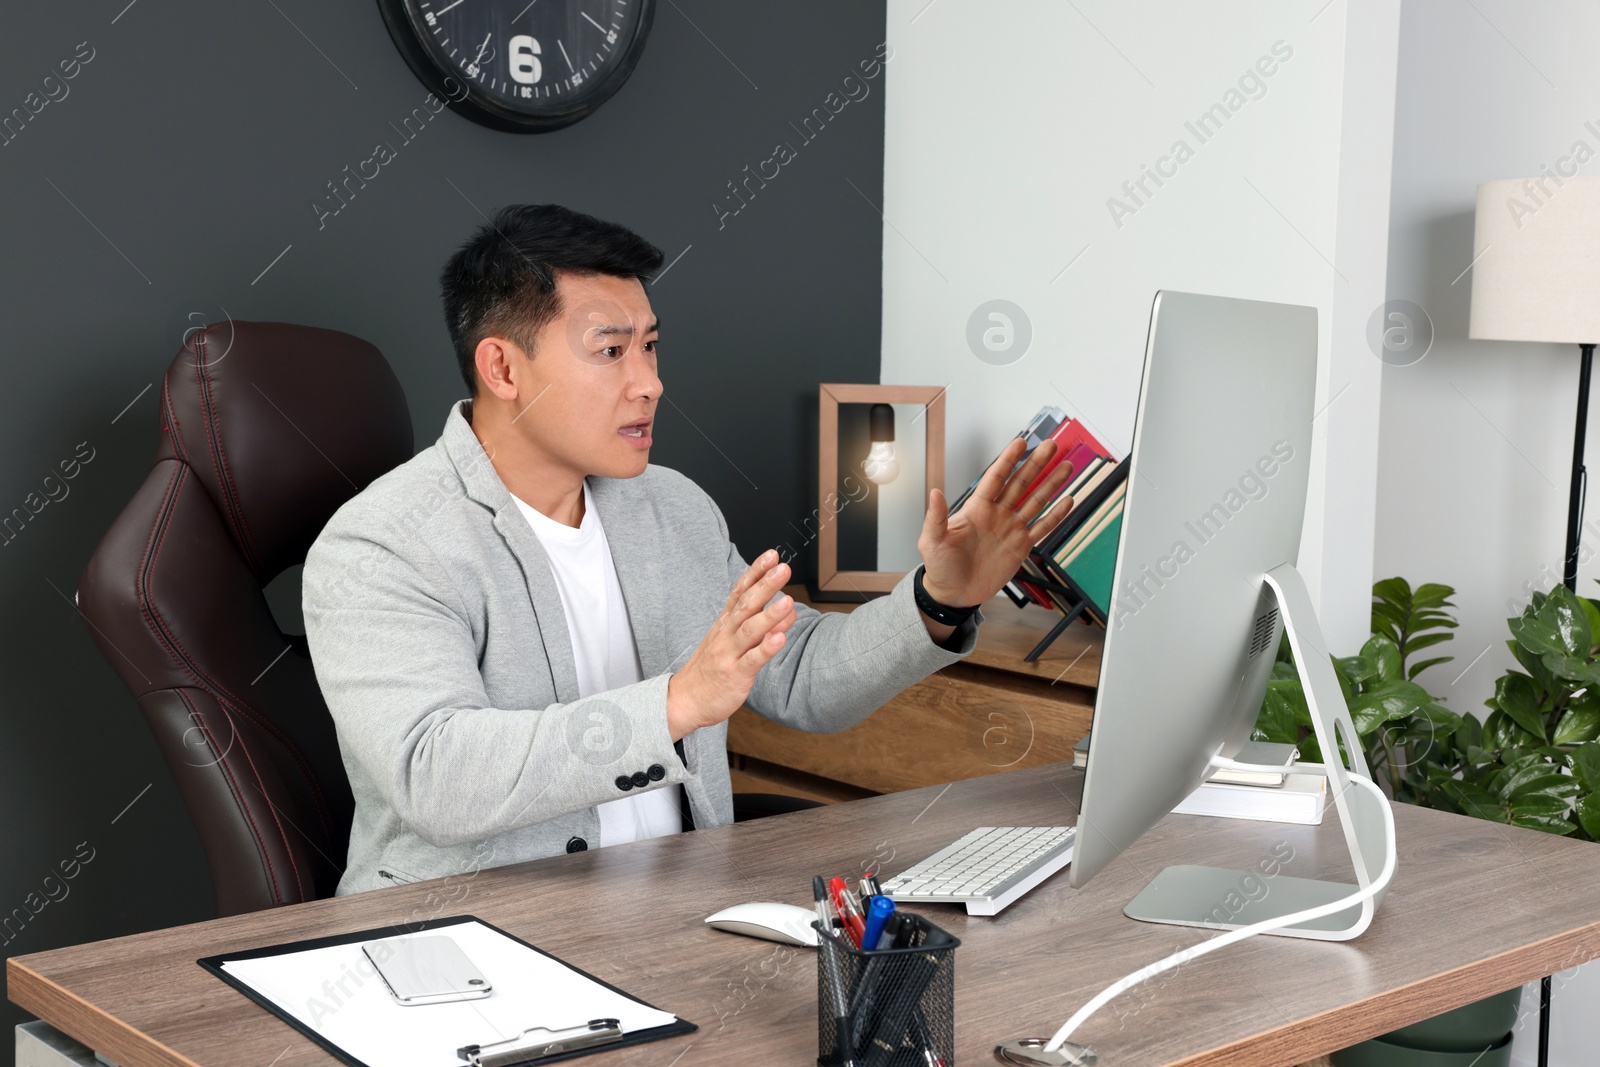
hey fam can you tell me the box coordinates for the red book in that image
[1014,576,1056,611]
[1017,420,1111,506]
[1060,442,1101,491]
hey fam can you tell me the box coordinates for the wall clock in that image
[376,0,655,133]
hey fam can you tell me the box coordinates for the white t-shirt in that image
[512,482,684,848]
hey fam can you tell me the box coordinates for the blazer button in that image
[630,770,650,789]
[566,837,588,853]
[614,775,634,791]
[647,764,666,782]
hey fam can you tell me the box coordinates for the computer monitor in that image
[1068,290,1390,942]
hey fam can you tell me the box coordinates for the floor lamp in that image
[1469,174,1600,1067]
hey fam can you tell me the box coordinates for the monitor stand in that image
[1122,563,1392,942]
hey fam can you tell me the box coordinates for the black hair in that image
[439,204,664,394]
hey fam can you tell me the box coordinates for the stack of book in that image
[948,405,1130,660]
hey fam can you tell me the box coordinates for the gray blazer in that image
[302,400,981,895]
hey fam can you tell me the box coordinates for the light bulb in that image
[864,440,899,485]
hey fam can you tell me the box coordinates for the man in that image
[303,204,1075,895]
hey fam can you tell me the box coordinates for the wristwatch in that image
[913,565,980,627]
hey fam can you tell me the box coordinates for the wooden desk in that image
[11,764,1600,1067]
[729,588,1104,801]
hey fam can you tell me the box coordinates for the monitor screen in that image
[1069,290,1319,889]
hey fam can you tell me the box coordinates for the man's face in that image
[496,271,660,479]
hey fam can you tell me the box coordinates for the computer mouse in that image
[704,902,819,947]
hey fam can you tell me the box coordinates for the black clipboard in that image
[197,914,697,1067]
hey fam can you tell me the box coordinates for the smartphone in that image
[361,934,492,1006]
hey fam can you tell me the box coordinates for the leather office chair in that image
[78,321,413,916]
[79,320,817,917]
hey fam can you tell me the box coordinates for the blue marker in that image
[862,895,896,950]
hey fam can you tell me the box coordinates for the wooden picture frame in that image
[816,383,946,595]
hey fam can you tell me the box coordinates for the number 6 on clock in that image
[376,0,655,133]
[509,35,541,85]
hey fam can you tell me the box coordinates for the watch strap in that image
[913,565,979,627]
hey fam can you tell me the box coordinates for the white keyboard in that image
[880,826,1077,916]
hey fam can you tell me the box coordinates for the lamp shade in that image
[1469,176,1600,344]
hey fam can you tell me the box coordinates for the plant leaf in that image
[1408,609,1459,625]
[1350,679,1431,736]
[1576,793,1600,839]
[1540,652,1600,690]
[1443,780,1510,822]
[1403,704,1463,759]
[1492,672,1549,742]
[1372,576,1412,606]
[1569,741,1600,793]
[1511,640,1556,701]
[1361,636,1404,684]
[1488,751,1544,797]
[1506,772,1581,803]
[1370,601,1405,640]
[1337,652,1379,690]
[1254,686,1301,746]
[1509,794,1577,834]
[1408,656,1454,680]
[1482,709,1541,752]
[1267,674,1306,712]
[1403,631,1456,653]
[1465,745,1498,768]
[1582,597,1600,651]
[1554,706,1600,746]
[1510,585,1592,658]
[1412,582,1456,608]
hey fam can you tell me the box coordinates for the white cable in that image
[1043,763,1397,1052]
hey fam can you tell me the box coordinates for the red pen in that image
[828,876,867,947]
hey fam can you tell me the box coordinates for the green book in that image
[1064,512,1122,614]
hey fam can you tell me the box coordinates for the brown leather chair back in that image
[78,321,412,915]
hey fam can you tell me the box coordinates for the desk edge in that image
[1159,922,1600,1067]
[8,956,204,1067]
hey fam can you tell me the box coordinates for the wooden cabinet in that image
[727,586,1103,802]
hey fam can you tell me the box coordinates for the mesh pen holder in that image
[815,914,959,1067]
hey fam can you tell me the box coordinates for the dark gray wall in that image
[0,0,886,1053]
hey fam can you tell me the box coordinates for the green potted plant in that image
[1420,583,1600,838]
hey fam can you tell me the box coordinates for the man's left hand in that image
[917,436,1079,612]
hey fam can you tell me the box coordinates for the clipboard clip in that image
[457,1018,623,1067]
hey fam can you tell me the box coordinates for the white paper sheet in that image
[220,920,678,1067]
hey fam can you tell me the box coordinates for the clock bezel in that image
[375,0,655,133]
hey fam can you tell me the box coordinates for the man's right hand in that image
[667,549,796,741]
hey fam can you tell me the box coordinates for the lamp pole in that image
[1564,343,1595,591]
[1542,341,1595,1067]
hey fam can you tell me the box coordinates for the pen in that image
[861,895,895,951]
[813,875,834,933]
[910,1006,948,1067]
[891,913,918,949]
[814,877,859,1067]
[874,911,905,951]
[861,872,881,898]
[829,877,867,948]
